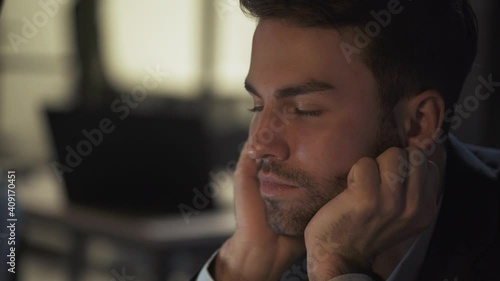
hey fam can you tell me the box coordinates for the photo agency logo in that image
[51,65,170,182]
[179,106,298,224]
[281,237,341,280]
[340,0,408,63]
[7,0,70,53]
[178,157,238,225]
[384,73,500,187]
[444,74,500,130]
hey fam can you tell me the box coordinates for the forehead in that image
[248,19,375,93]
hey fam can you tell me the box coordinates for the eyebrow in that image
[244,79,335,98]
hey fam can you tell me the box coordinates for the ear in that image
[403,90,445,149]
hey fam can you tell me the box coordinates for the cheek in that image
[293,114,379,177]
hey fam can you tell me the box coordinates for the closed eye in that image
[247,106,322,117]
[248,105,263,113]
[294,108,322,117]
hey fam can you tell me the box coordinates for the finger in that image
[404,146,427,210]
[404,146,436,229]
[377,147,408,192]
[233,141,267,229]
[233,141,257,183]
[348,157,381,210]
[376,147,408,213]
[233,141,259,205]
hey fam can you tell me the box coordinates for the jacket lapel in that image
[418,135,499,281]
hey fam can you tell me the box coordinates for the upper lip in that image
[258,174,298,188]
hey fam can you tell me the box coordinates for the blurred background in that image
[0,0,498,281]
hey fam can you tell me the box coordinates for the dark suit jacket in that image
[193,135,500,281]
[416,135,500,281]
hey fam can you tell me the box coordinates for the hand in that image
[304,146,440,281]
[213,142,305,281]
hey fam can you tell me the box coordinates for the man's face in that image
[246,20,399,236]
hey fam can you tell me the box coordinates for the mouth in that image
[258,174,300,198]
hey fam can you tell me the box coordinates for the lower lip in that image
[260,181,298,197]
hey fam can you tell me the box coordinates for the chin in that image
[269,222,306,237]
[264,198,316,237]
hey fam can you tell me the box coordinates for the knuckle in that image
[383,201,404,220]
[378,147,405,161]
[351,157,379,182]
[407,148,428,167]
[356,156,377,168]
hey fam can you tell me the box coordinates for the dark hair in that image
[240,0,478,132]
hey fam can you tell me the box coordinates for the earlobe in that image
[404,90,445,148]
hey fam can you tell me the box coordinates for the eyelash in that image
[294,108,322,117]
[247,106,263,113]
[247,106,322,117]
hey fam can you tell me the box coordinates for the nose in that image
[247,106,290,161]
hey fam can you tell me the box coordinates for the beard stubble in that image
[257,112,402,236]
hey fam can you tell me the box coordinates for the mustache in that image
[257,160,349,193]
[257,160,314,189]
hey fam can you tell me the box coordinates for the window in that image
[99,0,256,99]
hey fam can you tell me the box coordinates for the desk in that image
[19,166,235,281]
